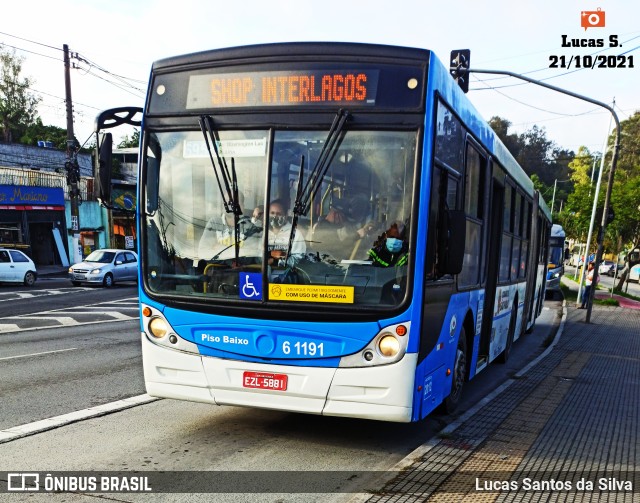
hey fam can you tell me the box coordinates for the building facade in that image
[0,142,110,267]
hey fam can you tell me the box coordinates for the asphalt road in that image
[0,276,138,317]
[0,284,562,502]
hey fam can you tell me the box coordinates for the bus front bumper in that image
[141,333,416,422]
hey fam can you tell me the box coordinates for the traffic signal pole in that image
[64,44,81,264]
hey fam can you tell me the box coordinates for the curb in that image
[348,301,567,502]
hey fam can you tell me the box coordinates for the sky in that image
[3,0,639,154]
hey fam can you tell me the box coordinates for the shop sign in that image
[0,185,65,206]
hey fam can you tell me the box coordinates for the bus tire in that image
[443,328,467,414]
[525,318,535,334]
[498,303,517,363]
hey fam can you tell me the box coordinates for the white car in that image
[0,248,38,286]
[69,249,138,287]
[629,264,640,282]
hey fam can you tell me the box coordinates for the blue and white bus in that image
[545,224,566,297]
[95,43,551,422]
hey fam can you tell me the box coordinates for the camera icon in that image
[7,473,40,491]
[581,8,605,30]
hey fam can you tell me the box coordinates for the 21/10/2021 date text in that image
[550,55,634,69]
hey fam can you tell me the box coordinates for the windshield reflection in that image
[142,128,416,308]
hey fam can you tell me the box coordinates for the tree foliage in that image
[607,112,640,251]
[19,118,68,149]
[560,146,596,242]
[488,116,575,214]
[0,46,40,143]
[118,129,139,148]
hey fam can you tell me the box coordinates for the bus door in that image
[478,171,504,371]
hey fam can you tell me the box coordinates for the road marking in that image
[0,296,140,333]
[0,347,78,361]
[0,394,159,443]
[12,316,80,325]
[0,287,94,302]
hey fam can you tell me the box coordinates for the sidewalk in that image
[562,274,640,310]
[35,265,69,278]
[354,284,640,500]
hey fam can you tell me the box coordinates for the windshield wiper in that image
[284,108,350,265]
[284,155,305,265]
[198,115,243,264]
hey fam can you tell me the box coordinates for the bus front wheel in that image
[443,328,467,414]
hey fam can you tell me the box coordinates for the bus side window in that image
[458,143,485,287]
[426,165,458,281]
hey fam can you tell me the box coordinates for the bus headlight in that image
[378,334,400,357]
[140,304,199,353]
[149,317,169,338]
[339,322,410,368]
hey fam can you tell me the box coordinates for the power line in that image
[0,30,61,52]
[73,62,146,97]
[74,53,147,85]
[0,41,60,61]
[1,30,146,100]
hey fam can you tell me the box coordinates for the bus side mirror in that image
[146,156,160,215]
[96,133,113,206]
[440,209,466,275]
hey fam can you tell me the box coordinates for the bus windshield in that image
[142,127,416,309]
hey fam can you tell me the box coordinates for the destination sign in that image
[186,70,380,109]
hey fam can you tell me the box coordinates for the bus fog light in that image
[169,335,178,344]
[149,317,169,338]
[364,350,374,361]
[378,335,400,357]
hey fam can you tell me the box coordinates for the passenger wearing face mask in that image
[267,199,306,266]
[367,222,408,268]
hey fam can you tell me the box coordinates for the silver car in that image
[69,249,138,287]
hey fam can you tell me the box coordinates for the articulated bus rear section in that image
[95,42,551,422]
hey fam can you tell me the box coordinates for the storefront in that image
[0,184,68,266]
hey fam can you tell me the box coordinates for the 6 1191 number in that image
[282,341,324,356]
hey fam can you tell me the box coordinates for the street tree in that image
[559,146,596,244]
[489,116,575,213]
[118,129,139,148]
[20,118,68,149]
[0,46,40,143]
[609,111,640,288]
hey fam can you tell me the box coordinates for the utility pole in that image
[64,44,81,264]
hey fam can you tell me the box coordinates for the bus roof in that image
[152,42,431,71]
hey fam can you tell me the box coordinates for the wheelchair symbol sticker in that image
[240,272,262,300]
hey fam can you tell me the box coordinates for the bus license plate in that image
[243,371,288,391]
